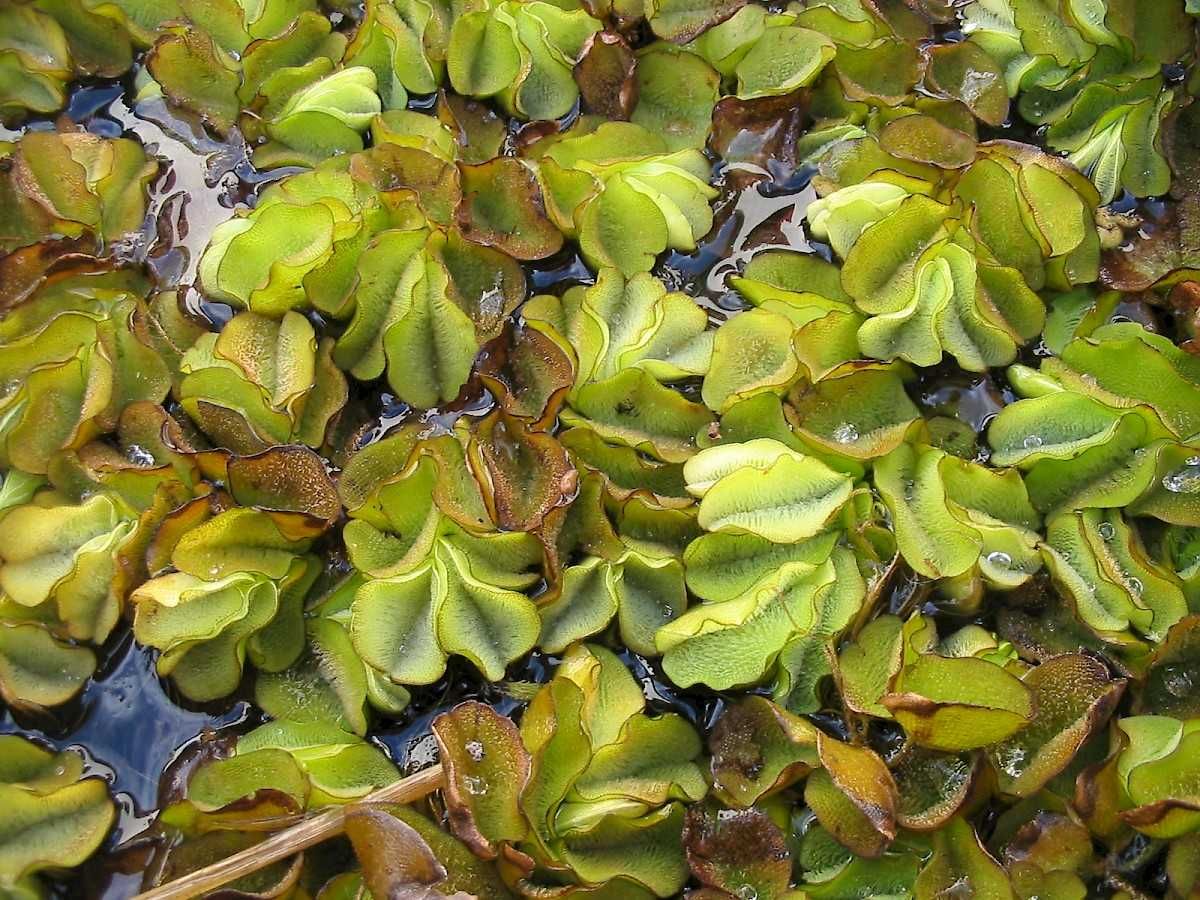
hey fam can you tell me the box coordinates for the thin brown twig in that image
[133,763,445,900]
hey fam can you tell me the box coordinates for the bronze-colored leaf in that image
[227,447,342,527]
[708,697,819,808]
[457,158,564,261]
[343,804,449,900]
[477,323,574,430]
[683,803,791,900]
[709,90,809,176]
[805,732,898,858]
[471,411,574,532]
[575,32,637,120]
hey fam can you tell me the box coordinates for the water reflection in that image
[0,634,250,815]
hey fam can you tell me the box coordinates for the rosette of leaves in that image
[0,736,115,898]
[143,8,348,135]
[523,266,716,463]
[345,0,451,109]
[0,266,172,475]
[0,492,137,704]
[447,0,602,121]
[701,695,999,873]
[197,169,391,317]
[431,644,708,898]
[337,429,546,685]
[652,438,881,708]
[726,254,932,448]
[0,2,133,123]
[536,470,689,656]
[1116,715,1200,838]
[788,0,932,122]
[252,65,383,168]
[331,216,527,409]
[874,442,1044,606]
[1040,508,1188,661]
[987,322,1200,525]
[254,573,414,731]
[177,311,348,453]
[837,613,1037,752]
[527,121,718,276]
[802,139,1103,370]
[682,4,837,100]
[841,616,1128,802]
[961,0,1195,202]
[199,156,537,410]
[0,394,233,710]
[0,130,156,254]
[130,507,322,701]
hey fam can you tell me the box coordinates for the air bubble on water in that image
[466,740,485,762]
[717,809,740,822]
[464,775,488,795]
[985,551,1012,569]
[735,886,758,900]
[832,422,859,444]
[1098,521,1115,540]
[903,480,916,501]
[1023,434,1044,450]
[994,745,1027,778]
[1163,666,1194,698]
[1163,458,1200,494]
[126,444,156,467]
[1126,576,1143,598]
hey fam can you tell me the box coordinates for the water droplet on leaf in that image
[832,422,859,444]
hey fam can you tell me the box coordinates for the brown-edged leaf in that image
[432,700,531,859]
[683,803,791,900]
[456,158,563,261]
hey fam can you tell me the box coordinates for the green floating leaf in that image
[146,31,240,132]
[0,622,96,711]
[630,43,720,150]
[1118,715,1200,838]
[448,1,601,120]
[685,440,853,543]
[0,736,114,894]
[915,816,1014,899]
[703,309,801,413]
[530,122,717,276]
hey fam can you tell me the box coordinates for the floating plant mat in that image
[1,0,1200,897]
